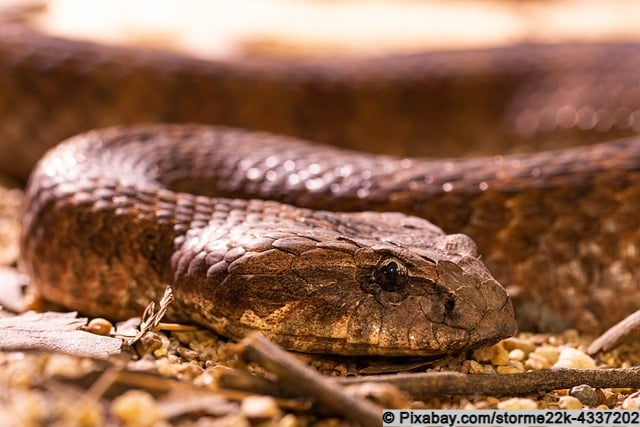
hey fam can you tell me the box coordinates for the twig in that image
[588,309,640,354]
[336,367,640,400]
[55,366,310,411]
[52,368,120,427]
[238,333,383,427]
[215,367,297,399]
[124,285,174,347]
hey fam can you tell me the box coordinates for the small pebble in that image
[622,391,640,409]
[11,391,47,426]
[472,345,494,362]
[466,360,485,374]
[135,332,163,357]
[152,334,172,358]
[485,397,501,407]
[553,348,596,369]
[472,342,509,366]
[176,346,199,361]
[558,396,583,409]
[570,384,599,407]
[207,413,251,427]
[463,396,499,409]
[171,330,200,346]
[509,360,525,371]
[525,352,552,370]
[534,345,561,365]
[498,398,538,409]
[508,349,525,361]
[491,345,510,366]
[277,414,300,427]
[193,369,217,388]
[496,365,523,374]
[241,395,281,421]
[189,340,222,363]
[111,390,164,427]
[502,336,537,355]
[175,361,205,381]
[481,364,496,374]
[531,334,552,345]
[525,344,563,370]
[43,354,93,378]
[85,318,113,336]
[601,389,621,408]
[76,405,104,426]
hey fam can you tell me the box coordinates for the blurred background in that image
[1,5,640,422]
[1,1,639,167]
[5,0,640,60]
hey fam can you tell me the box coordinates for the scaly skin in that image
[21,125,516,356]
[6,22,640,337]
[2,22,640,179]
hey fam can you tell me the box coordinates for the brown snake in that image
[6,22,640,354]
[21,124,516,356]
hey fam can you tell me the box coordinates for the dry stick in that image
[336,367,640,400]
[588,309,640,354]
[220,363,640,401]
[52,368,120,427]
[216,367,298,399]
[238,333,384,427]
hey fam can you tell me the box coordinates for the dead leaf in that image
[0,311,123,357]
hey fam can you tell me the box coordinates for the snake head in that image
[345,239,517,356]
[188,210,516,356]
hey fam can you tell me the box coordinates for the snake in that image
[20,124,516,356]
[6,20,640,355]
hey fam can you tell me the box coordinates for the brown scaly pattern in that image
[6,22,640,347]
[21,125,516,356]
[3,22,640,179]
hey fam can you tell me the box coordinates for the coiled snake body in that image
[7,22,640,354]
[21,124,516,356]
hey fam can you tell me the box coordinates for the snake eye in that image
[375,258,408,292]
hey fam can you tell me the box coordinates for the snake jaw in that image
[431,257,517,349]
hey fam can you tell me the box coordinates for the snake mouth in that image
[394,259,517,355]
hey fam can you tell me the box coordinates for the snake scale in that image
[5,21,640,355]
